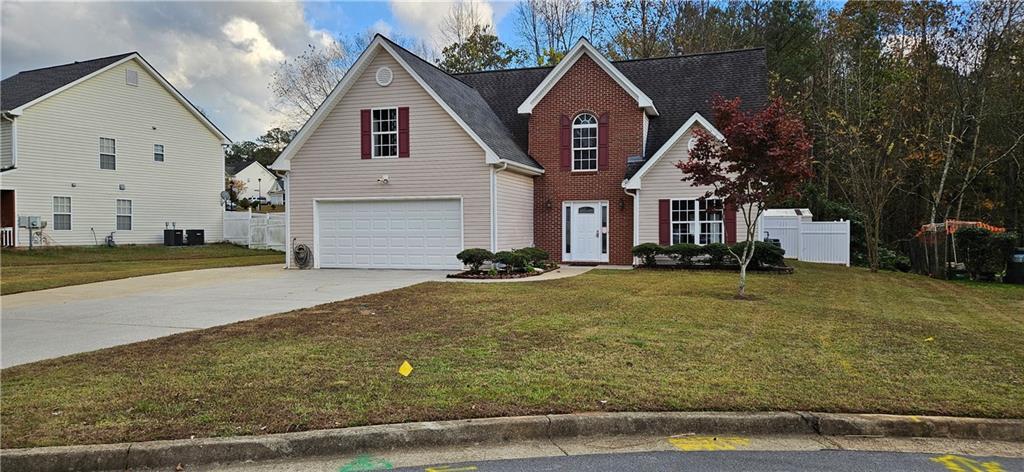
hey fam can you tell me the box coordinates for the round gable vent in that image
[375,66,393,87]
[687,136,699,152]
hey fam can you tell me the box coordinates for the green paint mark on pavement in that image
[339,454,394,471]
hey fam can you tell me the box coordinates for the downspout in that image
[624,187,638,266]
[283,172,291,268]
[490,162,508,252]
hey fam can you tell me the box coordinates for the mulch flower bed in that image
[637,264,794,274]
[447,270,545,279]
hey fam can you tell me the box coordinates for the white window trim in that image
[99,137,116,170]
[154,144,165,162]
[571,113,598,172]
[670,198,724,246]
[370,106,399,159]
[52,195,72,231]
[116,199,133,231]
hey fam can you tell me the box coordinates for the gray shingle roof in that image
[381,37,542,170]
[454,48,768,178]
[1,52,136,111]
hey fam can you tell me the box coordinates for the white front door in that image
[564,201,608,262]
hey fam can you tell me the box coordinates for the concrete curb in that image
[2,412,1020,471]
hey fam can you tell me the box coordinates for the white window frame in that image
[371,107,399,159]
[116,199,132,231]
[671,198,724,245]
[154,144,164,162]
[52,196,72,231]
[571,113,598,172]
[100,137,116,170]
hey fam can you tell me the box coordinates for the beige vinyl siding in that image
[1,119,12,168]
[1,58,224,246]
[495,170,534,250]
[288,52,492,265]
[637,128,754,244]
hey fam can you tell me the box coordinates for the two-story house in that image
[271,35,766,269]
[1,52,229,247]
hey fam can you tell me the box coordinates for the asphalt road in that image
[393,450,1023,472]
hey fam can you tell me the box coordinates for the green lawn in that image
[2,263,1022,448]
[0,243,283,295]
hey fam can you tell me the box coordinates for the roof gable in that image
[623,112,724,189]
[516,38,657,116]
[272,35,541,173]
[1,53,134,111]
[1,53,229,143]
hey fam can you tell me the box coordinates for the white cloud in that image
[0,2,330,141]
[388,0,496,51]
[222,17,286,66]
[370,19,394,37]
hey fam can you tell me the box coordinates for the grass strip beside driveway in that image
[1,244,282,294]
[2,262,1021,448]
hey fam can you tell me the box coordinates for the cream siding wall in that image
[288,53,492,265]
[1,119,12,168]
[495,170,534,250]
[1,58,225,246]
[637,128,754,244]
[231,163,277,201]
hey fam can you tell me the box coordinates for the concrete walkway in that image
[0,265,449,368]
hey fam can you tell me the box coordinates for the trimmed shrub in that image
[732,241,786,268]
[456,248,494,272]
[494,250,530,273]
[516,247,550,267]
[701,243,733,267]
[665,243,701,265]
[632,243,663,267]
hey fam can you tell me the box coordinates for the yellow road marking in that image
[931,454,1006,472]
[424,466,477,472]
[668,435,750,451]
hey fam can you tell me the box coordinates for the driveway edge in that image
[2,412,1020,471]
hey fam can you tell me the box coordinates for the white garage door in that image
[316,199,462,269]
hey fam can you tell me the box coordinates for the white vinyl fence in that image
[761,215,850,266]
[224,211,286,252]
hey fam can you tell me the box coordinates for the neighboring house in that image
[267,177,285,206]
[271,35,766,269]
[1,52,229,247]
[226,160,278,203]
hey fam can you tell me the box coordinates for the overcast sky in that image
[1,1,517,142]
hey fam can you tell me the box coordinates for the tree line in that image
[268,0,1024,271]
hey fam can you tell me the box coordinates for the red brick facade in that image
[529,54,645,265]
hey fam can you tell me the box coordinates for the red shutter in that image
[724,199,737,245]
[658,199,670,245]
[560,115,571,170]
[398,107,410,158]
[598,112,609,170]
[360,109,371,159]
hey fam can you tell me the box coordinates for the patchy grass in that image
[2,263,1021,448]
[0,243,282,294]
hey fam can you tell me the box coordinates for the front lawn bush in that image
[516,247,550,268]
[732,241,786,268]
[702,243,733,267]
[494,250,530,273]
[632,243,663,267]
[665,243,701,265]
[457,248,494,272]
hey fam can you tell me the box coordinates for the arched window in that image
[572,113,598,171]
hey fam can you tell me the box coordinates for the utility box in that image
[1007,248,1024,285]
[164,229,184,246]
[186,229,204,246]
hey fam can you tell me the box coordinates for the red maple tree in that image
[678,95,813,298]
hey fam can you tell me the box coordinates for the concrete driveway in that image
[1,265,449,368]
